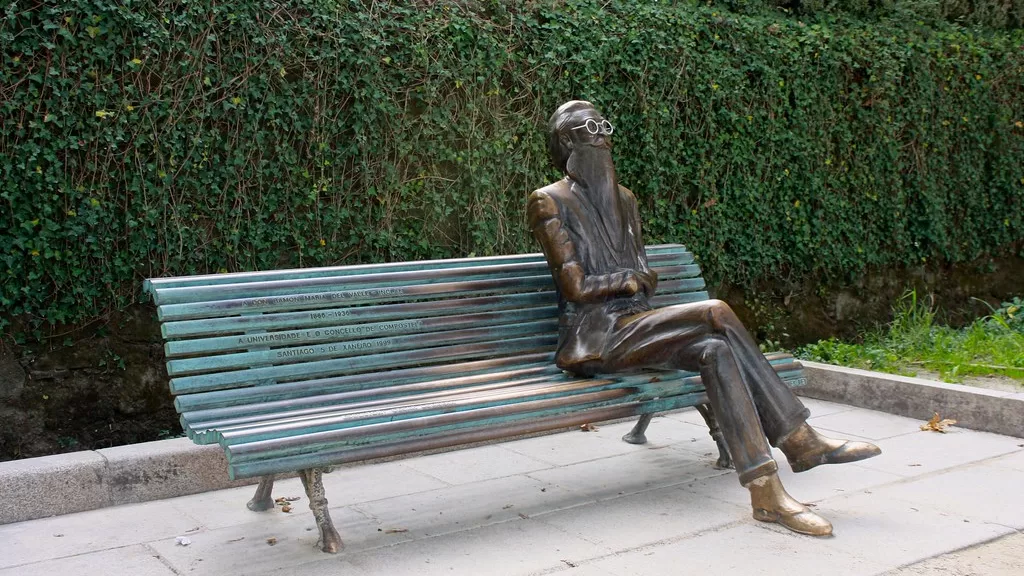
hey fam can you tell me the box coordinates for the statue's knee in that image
[705,299,739,333]
[699,337,731,366]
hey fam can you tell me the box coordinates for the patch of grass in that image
[797,293,1024,385]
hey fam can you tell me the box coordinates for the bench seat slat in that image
[153,261,561,306]
[223,400,662,478]
[223,377,807,480]
[160,279,706,365]
[169,335,559,394]
[224,367,805,480]
[157,276,552,321]
[182,364,563,428]
[155,268,705,322]
[153,259,702,306]
[223,378,697,455]
[166,319,560,376]
[216,377,637,444]
[160,292,558,339]
[165,307,558,357]
[218,362,805,452]
[187,372,563,435]
[166,288,709,384]
[202,356,803,446]
[187,356,801,441]
[174,353,557,413]
[144,245,693,293]
[159,281,707,341]
[169,296,714,396]
[182,350,796,426]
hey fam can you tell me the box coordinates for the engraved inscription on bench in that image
[248,287,407,309]
[236,320,423,347]
[274,339,391,359]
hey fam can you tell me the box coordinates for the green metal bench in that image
[144,244,806,553]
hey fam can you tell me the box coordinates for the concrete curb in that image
[2,364,1020,526]
[0,439,258,525]
[798,361,1024,439]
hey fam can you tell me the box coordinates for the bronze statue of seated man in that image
[528,100,881,536]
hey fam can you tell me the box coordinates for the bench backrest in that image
[144,245,708,443]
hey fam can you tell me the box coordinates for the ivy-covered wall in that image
[2,0,1023,336]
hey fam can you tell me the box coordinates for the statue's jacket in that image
[527,179,658,376]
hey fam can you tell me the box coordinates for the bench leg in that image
[246,474,276,512]
[300,468,343,554]
[695,403,733,469]
[622,413,654,445]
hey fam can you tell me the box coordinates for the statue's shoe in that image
[787,440,881,473]
[753,506,833,536]
[780,423,882,473]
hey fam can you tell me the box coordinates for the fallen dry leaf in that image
[384,528,408,534]
[266,537,278,546]
[281,505,292,513]
[579,423,598,432]
[920,412,957,433]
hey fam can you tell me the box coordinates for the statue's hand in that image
[637,269,657,297]
[620,271,642,296]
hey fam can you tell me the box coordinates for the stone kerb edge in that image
[0,438,258,525]
[798,361,1024,439]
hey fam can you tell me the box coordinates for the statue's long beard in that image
[565,143,623,240]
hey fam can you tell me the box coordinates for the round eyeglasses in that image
[571,118,614,135]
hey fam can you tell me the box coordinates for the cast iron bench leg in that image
[246,474,276,511]
[300,468,343,553]
[695,403,733,469]
[621,413,654,445]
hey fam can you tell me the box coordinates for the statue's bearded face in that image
[563,107,613,152]
[560,107,619,202]
[548,100,615,174]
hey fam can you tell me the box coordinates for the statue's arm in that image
[528,191,640,302]
[623,187,658,297]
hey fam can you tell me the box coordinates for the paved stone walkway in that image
[2,399,1022,575]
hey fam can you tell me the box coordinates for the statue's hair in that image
[547,100,595,174]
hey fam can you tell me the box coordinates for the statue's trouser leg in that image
[693,338,778,485]
[299,469,343,553]
[247,474,276,511]
[716,319,810,446]
[599,301,809,485]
